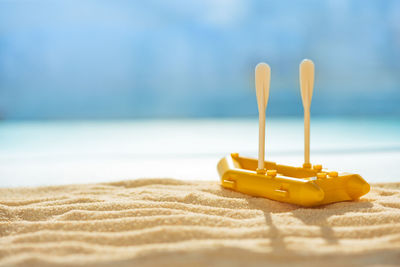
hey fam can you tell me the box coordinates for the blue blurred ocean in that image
[0,0,399,119]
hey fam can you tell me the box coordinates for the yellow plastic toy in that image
[217,60,370,207]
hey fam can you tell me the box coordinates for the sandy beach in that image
[0,179,399,266]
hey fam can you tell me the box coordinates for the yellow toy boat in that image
[217,60,370,207]
[217,153,370,207]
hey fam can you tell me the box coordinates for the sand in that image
[0,179,399,267]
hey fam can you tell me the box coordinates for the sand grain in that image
[0,179,399,266]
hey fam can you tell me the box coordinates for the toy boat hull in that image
[217,153,370,207]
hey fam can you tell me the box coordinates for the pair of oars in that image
[255,59,315,172]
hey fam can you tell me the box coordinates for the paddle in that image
[255,63,271,173]
[299,59,315,167]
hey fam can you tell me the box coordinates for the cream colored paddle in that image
[255,63,271,173]
[299,59,315,168]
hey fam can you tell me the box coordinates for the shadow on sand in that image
[244,197,374,251]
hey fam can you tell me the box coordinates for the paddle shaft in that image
[304,108,310,165]
[258,100,266,170]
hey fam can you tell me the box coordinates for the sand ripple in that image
[0,179,399,266]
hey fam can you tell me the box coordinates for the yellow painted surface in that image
[218,153,370,207]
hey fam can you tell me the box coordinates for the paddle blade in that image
[255,63,271,112]
[299,59,315,109]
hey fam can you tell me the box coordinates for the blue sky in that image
[0,0,399,119]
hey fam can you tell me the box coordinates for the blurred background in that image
[0,0,399,186]
[1,0,400,119]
